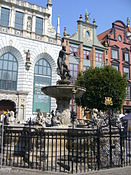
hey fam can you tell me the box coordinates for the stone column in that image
[32,12,36,39]
[78,43,83,119]
[103,49,108,66]
[44,17,49,38]
[9,7,15,34]
[23,11,28,36]
[9,7,15,28]
[65,39,70,67]
[42,18,45,35]
[23,11,28,30]
[79,43,83,72]
[92,47,96,68]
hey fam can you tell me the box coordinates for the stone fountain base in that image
[56,99,71,125]
[41,84,85,126]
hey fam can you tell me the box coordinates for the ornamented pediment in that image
[83,28,92,42]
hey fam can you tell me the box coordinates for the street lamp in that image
[70,88,77,129]
[105,97,113,167]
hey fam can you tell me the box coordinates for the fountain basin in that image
[41,85,85,99]
[41,84,86,126]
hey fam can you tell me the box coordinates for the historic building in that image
[127,18,131,41]
[62,12,107,118]
[98,20,131,114]
[0,0,61,121]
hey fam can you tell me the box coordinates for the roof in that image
[97,29,111,42]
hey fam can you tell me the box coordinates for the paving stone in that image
[0,166,131,175]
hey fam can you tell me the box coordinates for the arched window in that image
[0,53,18,90]
[33,58,52,113]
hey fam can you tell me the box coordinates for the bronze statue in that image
[57,46,71,81]
[26,50,30,62]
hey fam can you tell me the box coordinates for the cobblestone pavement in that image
[0,166,131,175]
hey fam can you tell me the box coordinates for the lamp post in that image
[70,88,77,129]
[105,97,113,167]
[1,111,7,168]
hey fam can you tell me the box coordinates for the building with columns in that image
[62,13,107,118]
[0,0,61,121]
[98,20,131,114]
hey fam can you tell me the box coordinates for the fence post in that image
[1,119,4,168]
[97,128,100,170]
[119,128,123,167]
[67,129,71,173]
[109,108,112,168]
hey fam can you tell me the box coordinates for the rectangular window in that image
[15,11,24,30]
[35,17,43,35]
[123,67,130,79]
[70,44,79,57]
[126,86,130,100]
[111,49,119,59]
[83,50,90,60]
[0,7,10,27]
[83,49,90,69]
[96,52,103,62]
[95,52,103,67]
[123,51,129,62]
[69,63,78,84]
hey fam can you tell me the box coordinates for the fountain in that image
[41,46,85,126]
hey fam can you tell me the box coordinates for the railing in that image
[0,125,131,174]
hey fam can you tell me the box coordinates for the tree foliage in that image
[75,66,127,111]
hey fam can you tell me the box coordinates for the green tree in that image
[75,66,127,111]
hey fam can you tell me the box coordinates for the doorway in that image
[0,99,16,114]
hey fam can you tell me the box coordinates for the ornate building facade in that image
[0,0,61,121]
[98,20,131,114]
[62,13,107,118]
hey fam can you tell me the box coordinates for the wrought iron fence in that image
[0,125,131,174]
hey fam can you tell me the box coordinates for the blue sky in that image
[27,0,131,36]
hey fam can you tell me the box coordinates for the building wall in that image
[62,14,107,118]
[98,20,131,114]
[0,0,61,121]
